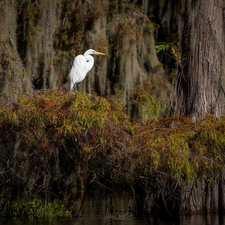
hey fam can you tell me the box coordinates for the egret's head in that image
[85,49,105,56]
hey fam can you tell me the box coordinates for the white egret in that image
[68,49,105,91]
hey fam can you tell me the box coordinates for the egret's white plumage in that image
[68,49,105,91]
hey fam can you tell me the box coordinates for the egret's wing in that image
[76,57,89,83]
[68,55,86,85]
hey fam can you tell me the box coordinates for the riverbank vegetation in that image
[0,90,224,216]
[0,198,71,218]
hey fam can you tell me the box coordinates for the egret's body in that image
[68,49,105,91]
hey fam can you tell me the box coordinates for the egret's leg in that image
[69,81,74,91]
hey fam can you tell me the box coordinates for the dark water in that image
[0,192,225,225]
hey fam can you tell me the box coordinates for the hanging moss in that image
[0,2,33,104]
[10,0,171,119]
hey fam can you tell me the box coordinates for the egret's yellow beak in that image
[94,51,105,55]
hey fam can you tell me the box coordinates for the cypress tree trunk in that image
[175,0,225,121]
[0,1,33,103]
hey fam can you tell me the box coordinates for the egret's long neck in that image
[84,55,94,74]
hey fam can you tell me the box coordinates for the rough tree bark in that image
[0,1,33,104]
[175,0,225,121]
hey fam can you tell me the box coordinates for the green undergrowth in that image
[0,197,72,218]
[0,90,224,199]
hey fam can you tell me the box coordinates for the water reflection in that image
[103,211,132,223]
[73,191,138,225]
[0,192,225,225]
[149,214,224,225]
